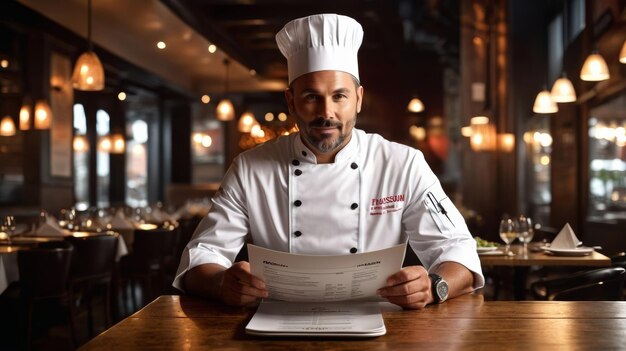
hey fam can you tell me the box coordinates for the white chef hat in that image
[276,13,364,85]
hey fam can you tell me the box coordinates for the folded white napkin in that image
[110,211,135,230]
[550,223,581,249]
[35,218,71,237]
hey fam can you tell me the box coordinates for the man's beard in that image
[295,113,357,154]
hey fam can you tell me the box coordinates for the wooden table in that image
[80,294,626,350]
[479,245,611,299]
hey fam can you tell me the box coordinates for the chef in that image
[173,13,484,309]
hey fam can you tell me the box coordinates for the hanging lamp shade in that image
[72,51,104,91]
[72,0,105,91]
[550,74,576,103]
[216,99,235,121]
[407,97,425,113]
[0,116,16,136]
[533,89,558,114]
[620,40,626,64]
[34,100,53,129]
[579,51,610,81]
[216,58,234,121]
[238,112,256,132]
[19,104,31,130]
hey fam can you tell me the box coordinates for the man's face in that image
[285,70,363,156]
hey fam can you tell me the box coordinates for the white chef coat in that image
[173,129,484,291]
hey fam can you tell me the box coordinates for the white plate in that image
[477,247,498,253]
[540,246,594,256]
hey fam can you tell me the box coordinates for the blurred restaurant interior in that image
[0,0,626,348]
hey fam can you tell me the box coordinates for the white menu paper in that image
[248,243,406,302]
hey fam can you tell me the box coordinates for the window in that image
[126,119,148,207]
[96,109,110,207]
[73,104,89,210]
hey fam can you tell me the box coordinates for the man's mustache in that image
[308,118,342,128]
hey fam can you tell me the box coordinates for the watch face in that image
[436,281,449,300]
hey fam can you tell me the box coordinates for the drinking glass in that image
[499,218,517,255]
[1,215,16,244]
[516,215,534,251]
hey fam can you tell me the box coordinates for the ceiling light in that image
[71,0,104,91]
[19,104,31,130]
[0,116,16,136]
[277,112,287,122]
[0,60,8,68]
[157,41,166,49]
[550,74,576,103]
[264,112,274,122]
[579,50,610,81]
[216,59,234,121]
[201,95,210,104]
[208,44,217,53]
[238,112,256,133]
[118,92,126,101]
[533,88,558,114]
[407,97,424,113]
[34,100,53,129]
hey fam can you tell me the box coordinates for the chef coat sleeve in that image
[402,153,485,289]
[172,157,250,292]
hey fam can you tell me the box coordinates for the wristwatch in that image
[429,273,449,304]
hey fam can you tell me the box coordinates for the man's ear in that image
[356,85,364,114]
[284,88,295,115]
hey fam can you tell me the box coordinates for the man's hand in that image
[377,265,433,309]
[218,261,268,306]
[183,262,268,307]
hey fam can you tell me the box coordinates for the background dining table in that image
[479,244,612,300]
[80,294,626,350]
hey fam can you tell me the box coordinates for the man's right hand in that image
[218,261,269,306]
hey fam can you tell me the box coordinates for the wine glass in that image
[516,215,534,253]
[1,215,16,244]
[499,218,516,255]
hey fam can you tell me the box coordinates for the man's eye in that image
[333,94,347,100]
[304,95,317,101]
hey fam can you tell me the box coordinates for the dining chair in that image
[118,226,177,313]
[17,240,75,350]
[67,232,119,341]
[531,266,626,301]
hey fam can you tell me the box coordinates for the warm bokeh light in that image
[192,132,204,144]
[407,98,425,113]
[533,89,558,114]
[540,155,550,165]
[19,105,30,130]
[201,95,211,104]
[550,76,576,103]
[497,133,515,152]
[118,92,127,101]
[265,112,275,122]
[110,134,126,154]
[0,116,16,136]
[277,112,287,122]
[0,59,8,68]
[34,100,52,129]
[98,136,112,152]
[208,44,217,53]
[238,112,256,133]
[216,98,235,121]
[580,52,610,81]
[201,135,212,148]
[461,126,473,137]
[157,41,166,49]
[409,125,426,141]
[249,69,256,76]
[73,135,89,152]
[72,51,105,91]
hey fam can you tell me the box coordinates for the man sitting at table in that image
[173,13,484,309]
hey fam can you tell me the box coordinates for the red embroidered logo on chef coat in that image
[370,194,405,215]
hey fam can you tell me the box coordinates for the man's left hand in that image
[377,265,433,309]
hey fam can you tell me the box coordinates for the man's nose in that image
[316,96,335,119]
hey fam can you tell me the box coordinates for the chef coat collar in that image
[294,129,358,164]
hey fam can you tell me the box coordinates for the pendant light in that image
[407,97,425,113]
[34,100,53,129]
[216,59,234,121]
[579,50,610,81]
[551,73,576,102]
[237,112,256,132]
[551,3,576,103]
[110,133,125,154]
[533,87,558,114]
[19,103,31,130]
[619,40,626,64]
[72,0,105,91]
[0,116,16,136]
